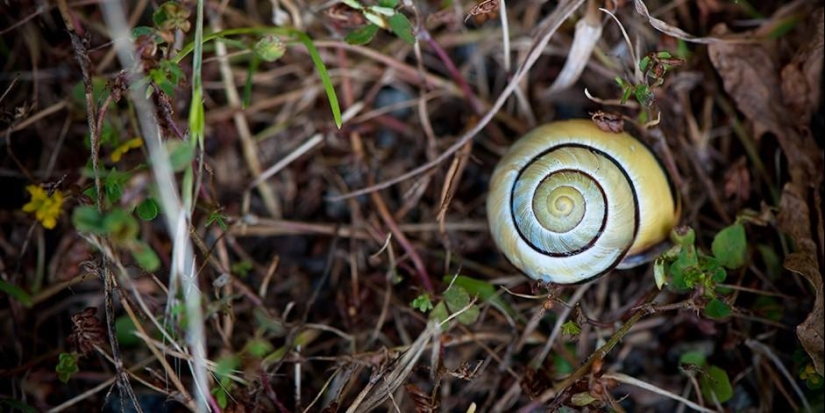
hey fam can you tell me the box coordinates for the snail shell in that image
[486,119,679,284]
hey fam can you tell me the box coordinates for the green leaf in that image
[212,386,229,409]
[639,56,651,72]
[411,293,434,312]
[244,338,274,358]
[446,275,519,321]
[214,355,240,380]
[56,352,79,383]
[0,398,38,413]
[388,13,415,44]
[679,350,707,367]
[553,346,575,375]
[345,23,380,45]
[72,206,107,233]
[130,240,160,271]
[634,84,654,107]
[753,296,783,321]
[189,88,205,145]
[378,0,399,7]
[103,208,139,242]
[654,257,667,290]
[712,222,747,269]
[206,210,228,231]
[443,285,470,311]
[443,285,479,325]
[104,168,130,204]
[561,320,581,336]
[253,307,286,336]
[430,301,449,324]
[700,365,733,403]
[704,298,731,319]
[131,26,157,40]
[570,392,598,407]
[368,5,395,16]
[292,31,342,128]
[153,1,191,32]
[341,0,364,10]
[669,246,698,291]
[756,244,782,279]
[136,198,159,220]
[363,10,388,29]
[231,260,253,277]
[455,304,479,325]
[0,279,33,308]
[116,315,140,347]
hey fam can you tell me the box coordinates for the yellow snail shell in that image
[486,119,679,284]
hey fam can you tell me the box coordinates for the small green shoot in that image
[658,221,750,319]
[56,352,80,383]
[411,293,434,312]
[231,260,254,278]
[205,210,228,231]
[561,320,581,336]
[0,280,33,308]
[341,0,416,46]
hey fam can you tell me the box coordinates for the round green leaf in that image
[700,365,733,403]
[704,298,731,319]
[136,198,159,220]
[712,222,747,269]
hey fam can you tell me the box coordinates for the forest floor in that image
[1,0,823,412]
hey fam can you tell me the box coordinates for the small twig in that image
[746,338,812,412]
[603,372,717,413]
[418,28,481,114]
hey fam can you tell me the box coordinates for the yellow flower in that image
[110,137,144,162]
[22,185,64,229]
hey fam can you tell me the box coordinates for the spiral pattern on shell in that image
[487,119,679,284]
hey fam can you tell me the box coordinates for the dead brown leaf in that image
[710,11,825,375]
[707,25,784,139]
[778,185,825,375]
[781,9,824,126]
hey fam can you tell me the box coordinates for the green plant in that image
[72,206,161,271]
[654,220,748,319]
[56,352,80,383]
[679,351,734,403]
[341,0,415,46]
[172,27,342,128]
[615,50,684,122]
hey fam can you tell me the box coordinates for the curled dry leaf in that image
[723,157,750,202]
[710,11,824,374]
[590,111,624,133]
[778,185,824,375]
[546,9,602,93]
[632,0,744,44]
[68,307,106,356]
[781,9,824,126]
